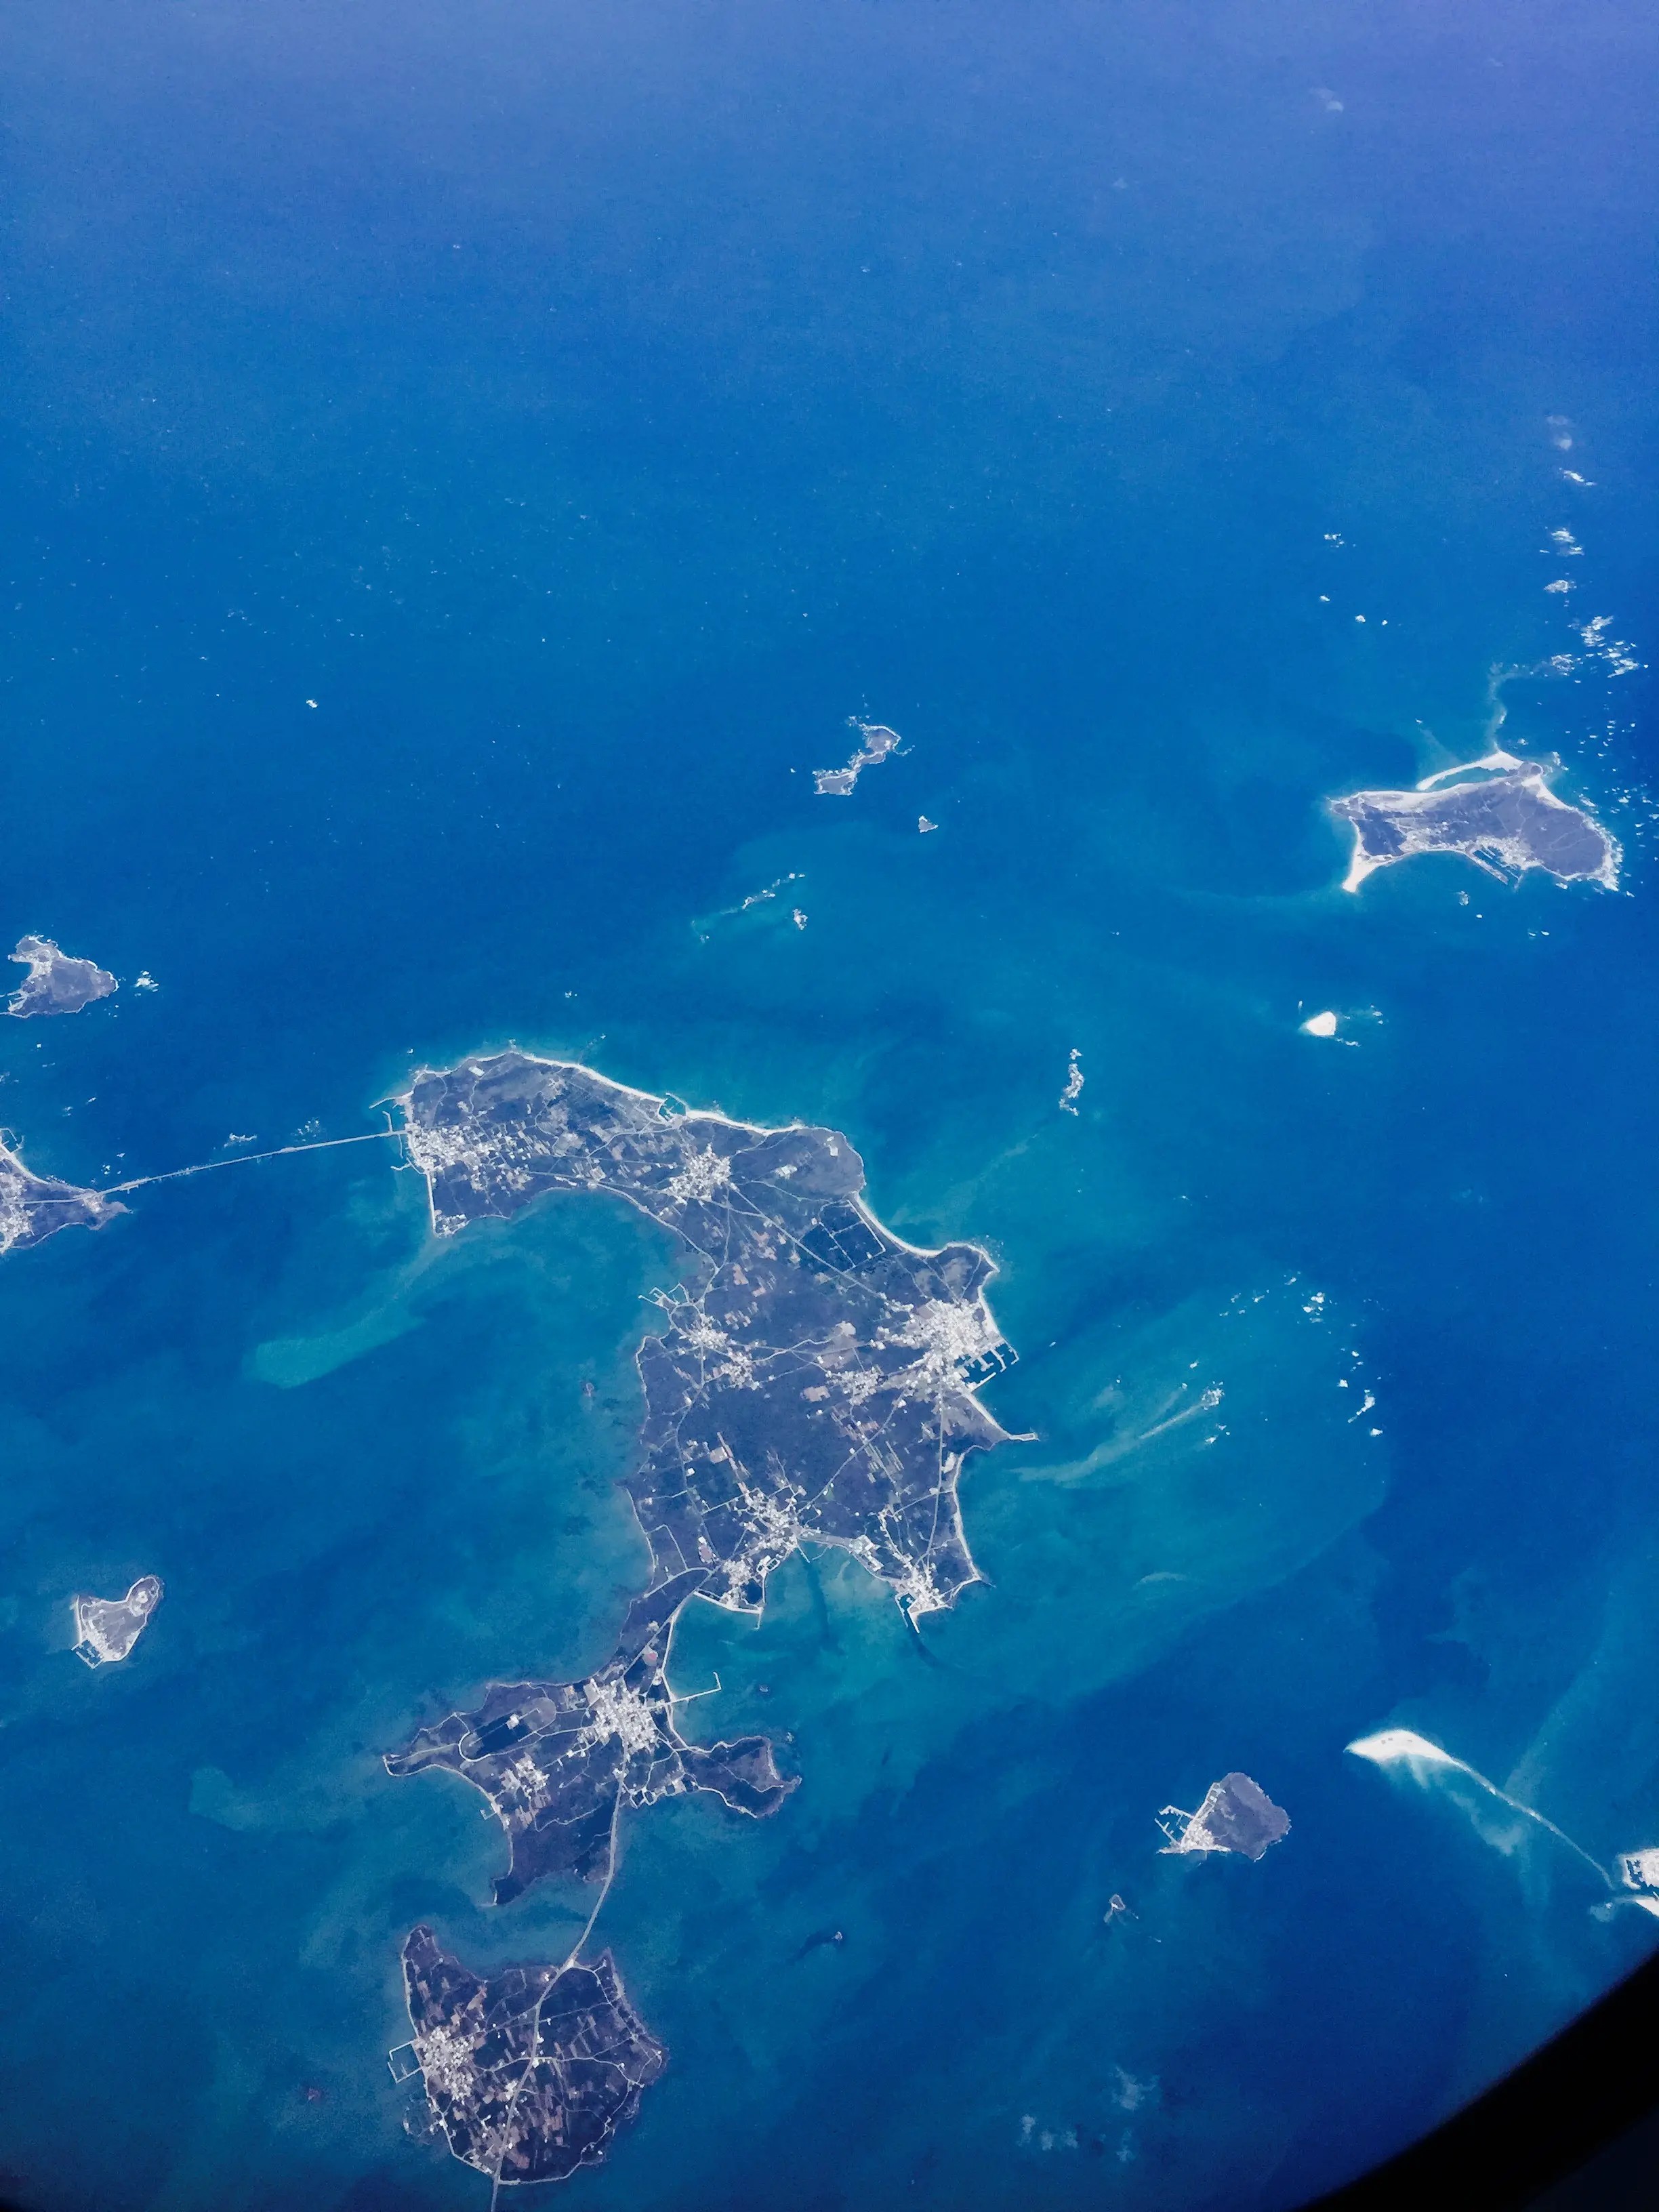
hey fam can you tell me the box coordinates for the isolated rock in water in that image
[72,1577,163,1666]
[1157,1772,1290,1862]
[7,936,117,1018]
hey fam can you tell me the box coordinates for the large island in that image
[398,1050,1013,1619]
[388,1050,1017,2183]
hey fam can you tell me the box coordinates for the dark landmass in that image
[72,1576,163,1666]
[1157,1773,1290,1862]
[398,1049,1015,1620]
[0,1140,125,1257]
[386,1570,794,1904]
[1329,754,1619,892]
[6,935,117,1018]
[398,1927,665,2186]
[813,720,901,796]
[388,1049,1015,2184]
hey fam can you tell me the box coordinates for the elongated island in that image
[387,1050,1017,2186]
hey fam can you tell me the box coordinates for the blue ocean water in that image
[1,2,1658,2206]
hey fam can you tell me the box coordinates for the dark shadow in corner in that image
[1301,1944,1659,2211]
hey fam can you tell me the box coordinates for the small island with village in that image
[386,1568,794,1905]
[7,935,117,1019]
[1329,751,1619,893]
[1157,1774,1290,1862]
[71,1577,163,1666]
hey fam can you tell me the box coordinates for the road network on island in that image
[0,735,1623,2190]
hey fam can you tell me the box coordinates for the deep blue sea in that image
[2,4,1658,2207]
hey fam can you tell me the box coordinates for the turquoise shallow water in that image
[2,2,1659,2206]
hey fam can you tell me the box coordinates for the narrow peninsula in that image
[7,936,117,1019]
[1329,751,1619,893]
[0,1140,125,1256]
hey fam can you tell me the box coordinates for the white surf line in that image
[1347,1728,1617,1889]
[1135,1384,1223,1446]
[104,1128,402,1195]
